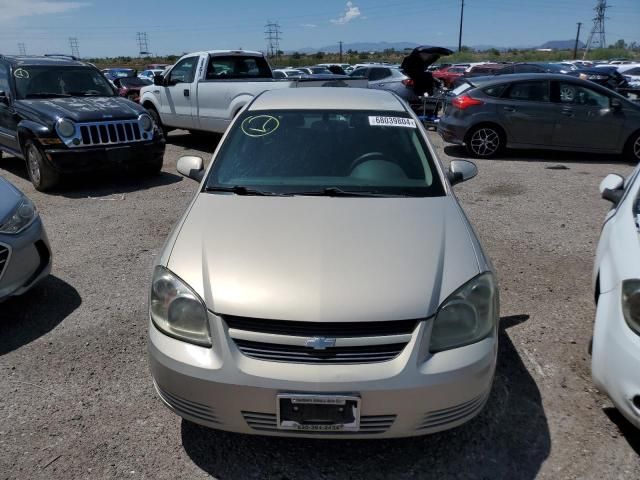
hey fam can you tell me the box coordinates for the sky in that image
[0,0,638,57]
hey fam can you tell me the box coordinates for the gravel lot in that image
[1,130,639,480]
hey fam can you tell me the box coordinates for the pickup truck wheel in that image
[25,139,59,191]
[147,108,168,139]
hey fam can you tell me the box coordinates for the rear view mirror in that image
[448,160,478,186]
[153,74,164,86]
[599,173,624,204]
[177,155,205,182]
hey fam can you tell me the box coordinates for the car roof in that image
[466,73,586,86]
[195,50,263,57]
[249,87,407,112]
[0,55,87,67]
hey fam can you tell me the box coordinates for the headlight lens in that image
[622,280,640,336]
[56,118,75,137]
[139,114,153,131]
[429,272,498,353]
[0,196,37,234]
[150,266,211,347]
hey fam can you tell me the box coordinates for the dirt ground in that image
[1,130,639,479]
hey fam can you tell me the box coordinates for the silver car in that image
[0,177,51,300]
[148,88,499,438]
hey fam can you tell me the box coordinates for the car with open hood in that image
[148,87,499,438]
[0,55,165,191]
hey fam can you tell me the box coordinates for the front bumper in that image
[592,286,640,428]
[148,314,497,439]
[43,134,165,174]
[0,216,52,301]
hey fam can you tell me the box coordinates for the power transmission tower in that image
[136,32,150,56]
[18,43,26,55]
[264,21,282,63]
[69,37,80,59]
[583,0,608,58]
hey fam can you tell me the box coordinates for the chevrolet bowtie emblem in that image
[305,337,337,350]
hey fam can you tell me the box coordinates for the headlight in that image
[56,118,75,138]
[429,272,498,353]
[149,266,211,347]
[621,280,640,336]
[0,196,37,234]
[138,114,153,131]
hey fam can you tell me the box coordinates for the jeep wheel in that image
[25,139,59,191]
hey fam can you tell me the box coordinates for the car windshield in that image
[205,110,445,197]
[14,66,114,99]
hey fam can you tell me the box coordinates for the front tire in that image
[25,139,59,192]
[465,125,504,159]
[147,107,168,139]
[625,131,640,163]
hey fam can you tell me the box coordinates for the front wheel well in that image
[17,128,36,156]
[594,273,600,305]
[142,101,157,112]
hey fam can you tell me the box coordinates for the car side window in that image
[624,67,640,75]
[504,81,550,102]
[0,63,9,95]
[350,67,368,77]
[369,68,391,81]
[483,84,507,97]
[206,56,272,80]
[558,82,610,108]
[168,57,198,84]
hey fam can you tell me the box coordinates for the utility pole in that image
[458,0,465,52]
[573,23,582,59]
[136,32,150,56]
[339,41,343,62]
[264,21,282,64]
[69,37,80,59]
[584,0,608,58]
[18,43,26,55]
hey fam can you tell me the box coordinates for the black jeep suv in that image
[0,55,165,191]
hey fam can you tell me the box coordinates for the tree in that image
[292,51,301,59]
[315,51,325,59]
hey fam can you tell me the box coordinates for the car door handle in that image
[503,106,516,112]
[183,89,190,97]
[560,109,574,116]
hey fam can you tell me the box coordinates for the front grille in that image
[234,339,407,364]
[155,384,220,425]
[242,411,396,434]
[415,394,486,431]
[0,244,9,280]
[75,120,143,147]
[224,315,419,337]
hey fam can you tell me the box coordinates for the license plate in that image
[106,146,131,163]
[277,394,361,432]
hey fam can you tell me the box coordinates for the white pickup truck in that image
[140,50,367,135]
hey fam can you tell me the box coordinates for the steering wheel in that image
[349,152,386,172]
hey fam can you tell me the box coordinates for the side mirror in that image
[599,173,624,205]
[447,159,478,186]
[177,155,205,182]
[610,98,622,112]
[0,90,8,105]
[153,74,165,86]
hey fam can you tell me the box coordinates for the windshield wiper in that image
[24,92,72,98]
[289,187,400,197]
[204,185,280,196]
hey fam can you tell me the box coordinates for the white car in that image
[616,64,640,86]
[138,69,165,80]
[592,169,640,429]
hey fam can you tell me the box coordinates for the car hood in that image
[167,195,482,322]
[0,177,23,222]
[15,96,143,124]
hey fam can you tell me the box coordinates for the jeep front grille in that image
[77,120,143,147]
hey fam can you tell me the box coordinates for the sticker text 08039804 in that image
[368,116,416,128]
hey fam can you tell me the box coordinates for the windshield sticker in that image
[241,115,280,137]
[368,116,416,128]
[14,68,29,79]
